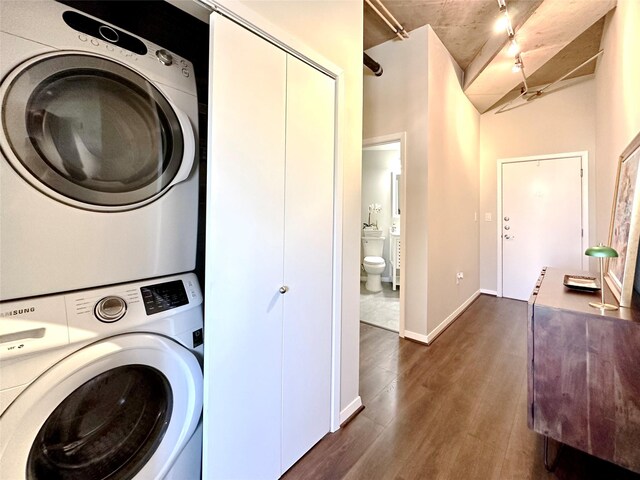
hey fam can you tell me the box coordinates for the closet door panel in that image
[281,55,336,472]
[206,14,286,480]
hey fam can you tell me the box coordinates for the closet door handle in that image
[279,286,289,294]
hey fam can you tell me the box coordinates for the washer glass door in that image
[0,334,203,480]
[27,365,171,480]
[1,53,185,208]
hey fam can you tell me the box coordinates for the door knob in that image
[504,234,511,240]
[279,286,289,294]
[504,225,510,230]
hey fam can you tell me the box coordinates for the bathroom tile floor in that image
[360,281,399,332]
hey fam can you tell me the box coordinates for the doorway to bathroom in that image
[361,134,406,335]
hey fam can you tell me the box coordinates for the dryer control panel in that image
[0,1,196,93]
[62,11,148,56]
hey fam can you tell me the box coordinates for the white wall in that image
[425,27,480,340]
[479,77,597,292]
[479,1,640,294]
[364,27,430,337]
[595,0,640,246]
[364,26,480,342]
[214,0,364,421]
[362,149,398,278]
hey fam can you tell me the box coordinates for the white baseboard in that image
[426,290,481,344]
[405,290,481,345]
[338,396,363,427]
[480,288,497,296]
[403,330,429,344]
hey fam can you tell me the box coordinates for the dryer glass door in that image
[27,365,172,480]
[1,53,186,208]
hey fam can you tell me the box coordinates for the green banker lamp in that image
[585,244,619,311]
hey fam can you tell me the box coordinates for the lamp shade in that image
[585,245,619,258]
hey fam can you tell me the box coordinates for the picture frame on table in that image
[606,131,640,307]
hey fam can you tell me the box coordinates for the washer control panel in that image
[66,273,202,344]
[141,280,189,316]
[0,273,202,360]
[95,296,127,323]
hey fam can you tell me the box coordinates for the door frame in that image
[496,151,589,297]
[201,1,346,437]
[362,132,407,337]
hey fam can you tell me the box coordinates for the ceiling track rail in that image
[363,0,407,77]
[495,49,604,114]
[365,0,409,40]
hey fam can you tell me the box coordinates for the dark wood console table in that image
[528,267,640,473]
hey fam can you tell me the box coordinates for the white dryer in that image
[0,1,200,301]
[0,272,204,479]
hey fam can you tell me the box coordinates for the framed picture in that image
[606,131,640,307]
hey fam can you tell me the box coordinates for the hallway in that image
[283,295,640,479]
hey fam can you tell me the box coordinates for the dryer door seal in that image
[0,52,188,210]
[0,333,203,480]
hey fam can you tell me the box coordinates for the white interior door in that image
[204,13,336,480]
[281,55,335,472]
[205,14,286,480]
[501,156,584,300]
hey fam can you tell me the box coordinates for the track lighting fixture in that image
[494,0,605,113]
[494,11,509,33]
[495,0,514,35]
[512,56,523,73]
[507,36,520,56]
[496,1,524,75]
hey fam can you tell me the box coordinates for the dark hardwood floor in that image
[283,295,640,480]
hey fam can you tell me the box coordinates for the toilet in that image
[362,236,386,292]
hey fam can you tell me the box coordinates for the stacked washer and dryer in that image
[0,1,204,478]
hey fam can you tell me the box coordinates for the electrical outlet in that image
[484,213,492,222]
[456,271,464,284]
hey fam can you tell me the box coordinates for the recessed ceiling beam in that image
[463,0,616,113]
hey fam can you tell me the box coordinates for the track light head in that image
[507,38,520,56]
[512,58,523,73]
[495,11,509,33]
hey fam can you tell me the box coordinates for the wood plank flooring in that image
[282,295,640,480]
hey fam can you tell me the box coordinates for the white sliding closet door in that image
[281,56,335,472]
[204,12,336,480]
[205,14,286,480]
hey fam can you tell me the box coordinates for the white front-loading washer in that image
[0,1,200,301]
[0,272,204,479]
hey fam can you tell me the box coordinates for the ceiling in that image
[364,0,617,113]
